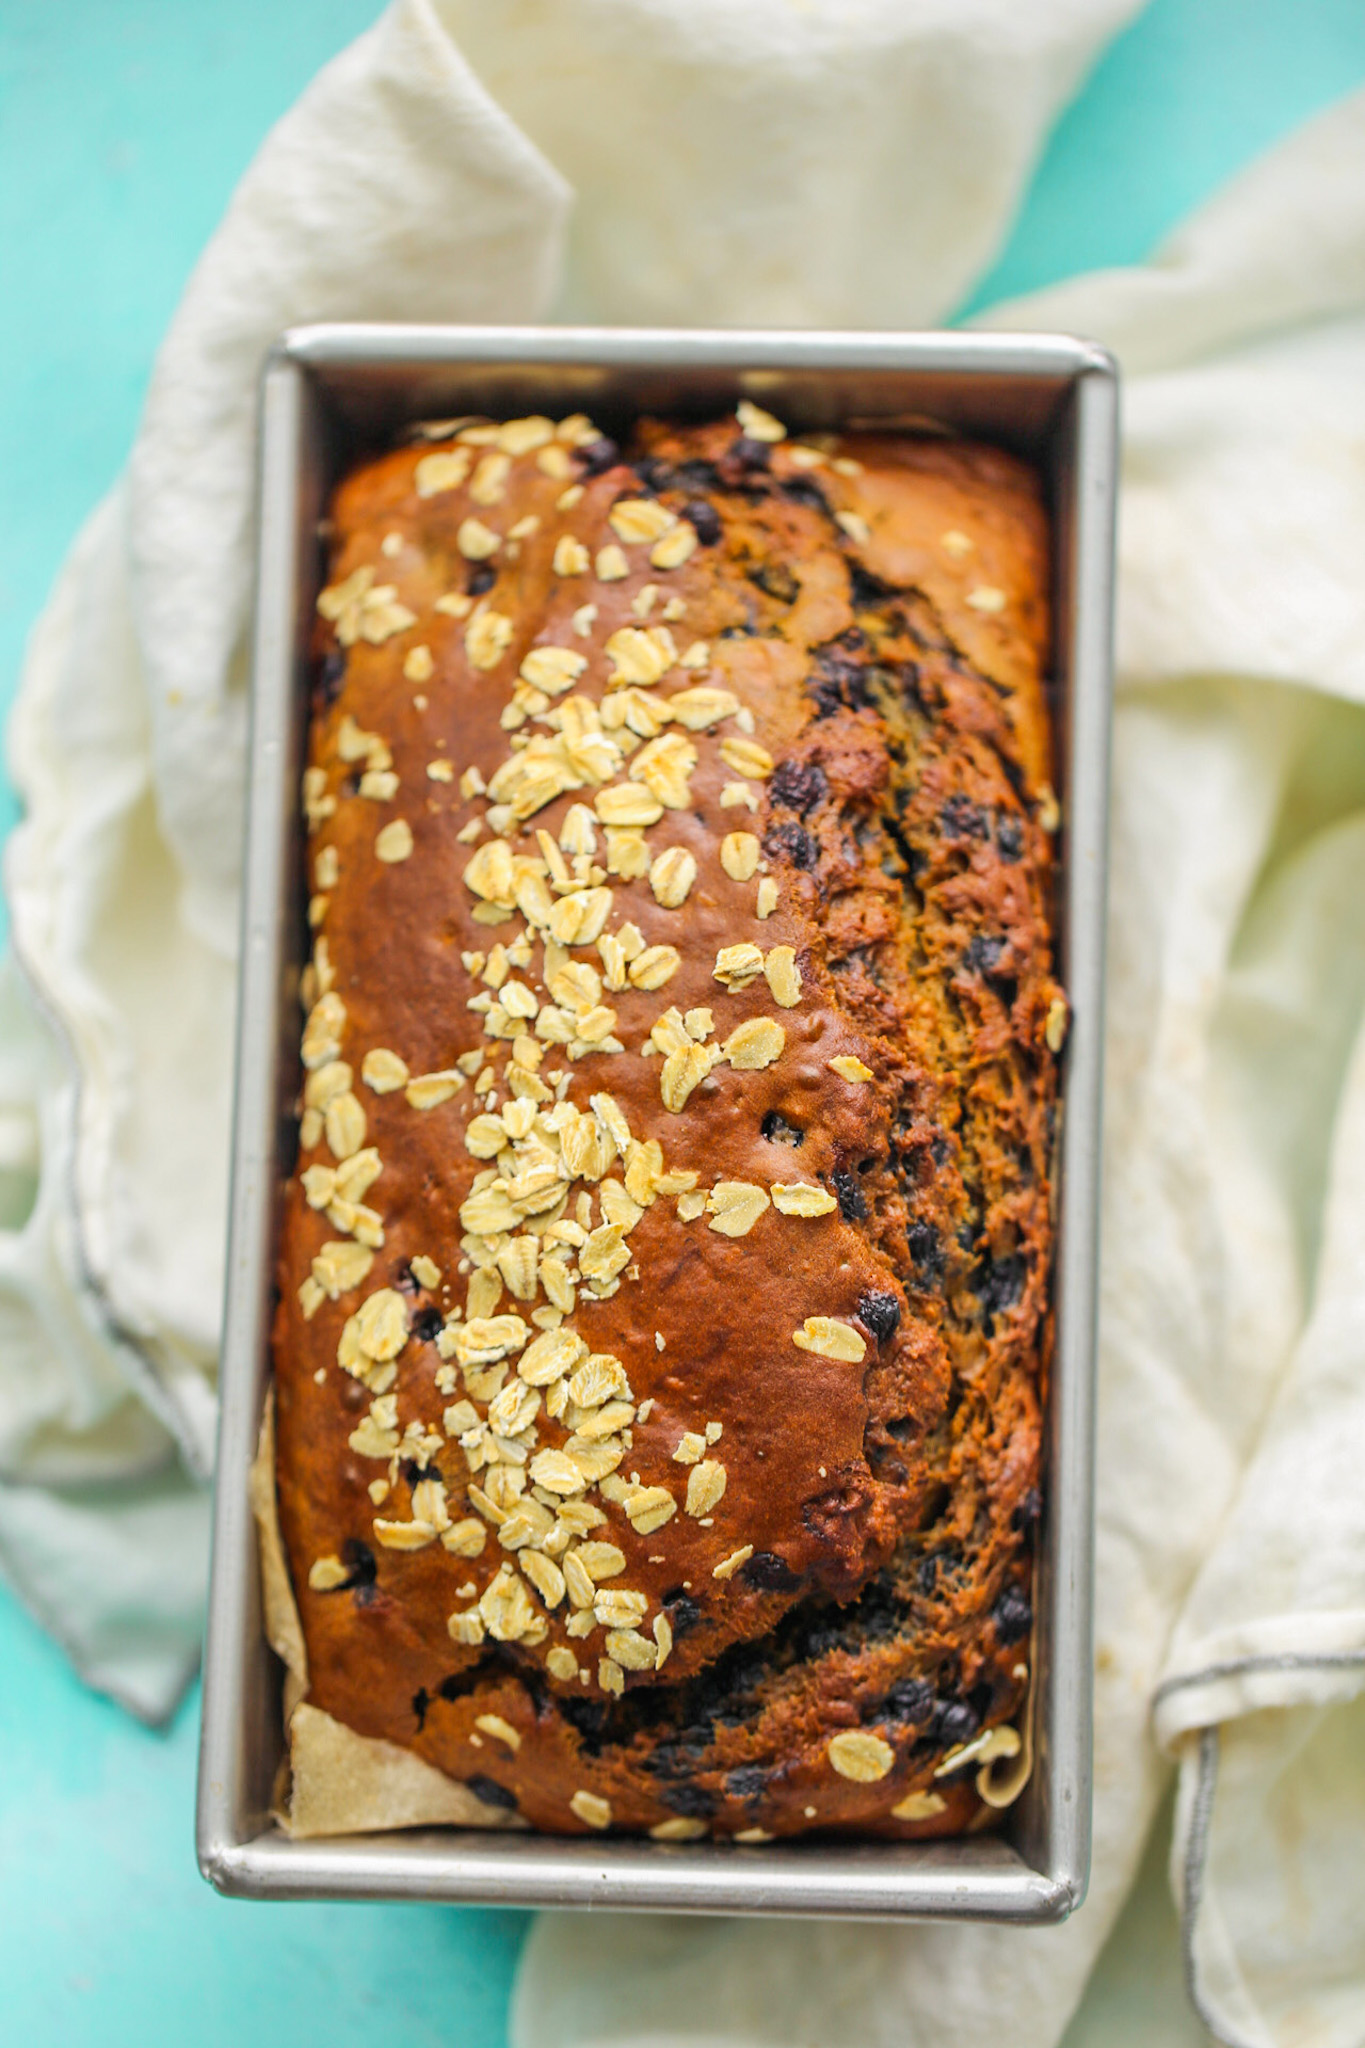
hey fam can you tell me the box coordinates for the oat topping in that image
[705,1181,769,1237]
[553,535,590,577]
[891,1789,947,1821]
[374,819,414,864]
[475,1713,522,1751]
[650,1816,707,1841]
[828,1731,894,1782]
[570,1788,613,1830]
[771,1182,837,1218]
[595,544,629,581]
[608,499,676,546]
[792,1316,867,1363]
[720,831,760,881]
[470,452,512,505]
[719,736,773,780]
[684,1460,727,1517]
[457,517,501,561]
[465,611,514,671]
[414,448,472,498]
[735,399,786,444]
[316,566,417,648]
[307,1555,351,1591]
[835,509,871,546]
[828,1054,874,1082]
[721,1017,784,1070]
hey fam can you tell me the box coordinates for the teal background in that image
[3,1,1365,2041]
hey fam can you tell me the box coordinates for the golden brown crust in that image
[274,403,1061,1840]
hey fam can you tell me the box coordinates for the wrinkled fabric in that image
[2,4,1361,2045]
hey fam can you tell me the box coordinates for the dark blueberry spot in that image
[1011,1486,1043,1534]
[466,1773,519,1812]
[917,1556,939,1595]
[674,1724,718,1757]
[725,1764,769,1801]
[872,1453,910,1486]
[941,1695,982,1744]
[847,561,895,608]
[964,932,1006,977]
[343,770,363,796]
[412,1306,444,1344]
[935,1700,980,1749]
[684,498,722,547]
[856,1579,903,1643]
[352,1582,378,1607]
[663,1590,704,1637]
[741,1550,799,1593]
[883,1678,934,1726]
[696,1652,768,1724]
[969,1681,998,1723]
[341,1538,377,1588]
[673,458,724,493]
[412,1687,430,1729]
[940,794,988,841]
[831,1169,867,1223]
[632,457,672,492]
[886,1415,917,1443]
[996,814,1025,862]
[731,434,771,470]
[763,819,819,871]
[809,640,875,718]
[931,1137,951,1168]
[857,1291,901,1343]
[394,1262,421,1295]
[973,1251,1028,1324]
[749,559,799,604]
[317,649,346,705]
[761,1109,804,1147]
[993,1586,1032,1645]
[659,1780,717,1819]
[906,1220,944,1285]
[780,473,828,513]
[576,436,619,475]
[399,1457,424,1490]
[769,759,828,814]
[557,1696,609,1753]
[467,563,496,596]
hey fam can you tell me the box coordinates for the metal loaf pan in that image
[198,326,1116,1921]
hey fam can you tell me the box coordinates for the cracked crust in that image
[273,407,1060,1839]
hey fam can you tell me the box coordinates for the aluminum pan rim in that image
[197,324,1115,1919]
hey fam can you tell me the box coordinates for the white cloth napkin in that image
[3,3,1362,2042]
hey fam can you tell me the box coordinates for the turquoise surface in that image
[3,2,1365,2042]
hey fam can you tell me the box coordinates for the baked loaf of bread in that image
[273,399,1063,1841]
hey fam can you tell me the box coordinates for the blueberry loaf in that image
[273,400,1064,1841]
